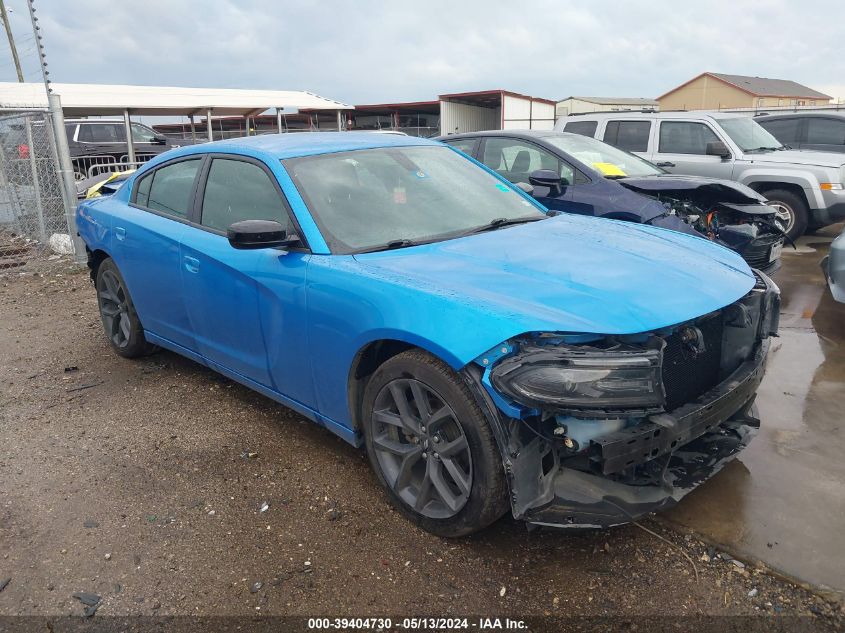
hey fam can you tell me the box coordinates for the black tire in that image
[95,257,156,358]
[362,349,509,537]
[764,188,808,241]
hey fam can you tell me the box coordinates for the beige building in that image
[657,72,832,111]
[555,96,658,117]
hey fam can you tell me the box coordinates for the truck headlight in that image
[490,344,664,414]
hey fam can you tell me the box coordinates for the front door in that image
[179,155,307,390]
[651,120,734,179]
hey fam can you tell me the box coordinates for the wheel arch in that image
[86,247,111,284]
[745,180,814,209]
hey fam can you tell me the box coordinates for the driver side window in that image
[200,158,291,233]
[480,138,574,186]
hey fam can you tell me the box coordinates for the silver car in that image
[555,110,845,241]
[821,227,845,302]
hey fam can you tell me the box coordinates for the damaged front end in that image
[621,178,787,275]
[466,271,780,529]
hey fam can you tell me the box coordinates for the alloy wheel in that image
[371,378,473,519]
[769,201,795,234]
[97,269,131,348]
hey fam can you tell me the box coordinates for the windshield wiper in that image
[744,146,782,153]
[365,239,418,253]
[465,216,546,235]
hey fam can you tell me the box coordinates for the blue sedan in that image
[77,132,779,536]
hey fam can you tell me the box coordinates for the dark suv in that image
[756,112,845,154]
[64,119,175,181]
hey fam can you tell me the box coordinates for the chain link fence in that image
[0,109,72,270]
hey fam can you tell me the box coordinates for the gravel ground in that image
[0,257,843,631]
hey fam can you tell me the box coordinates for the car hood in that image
[738,148,845,168]
[618,174,767,203]
[353,214,755,345]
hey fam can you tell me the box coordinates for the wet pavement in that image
[666,223,845,597]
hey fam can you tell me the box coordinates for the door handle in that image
[655,161,676,168]
[183,255,200,273]
[115,227,126,241]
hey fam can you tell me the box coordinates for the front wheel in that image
[95,258,156,358]
[362,350,509,537]
[765,189,808,241]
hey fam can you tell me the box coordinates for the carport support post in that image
[24,115,46,242]
[337,110,342,131]
[276,108,282,133]
[47,92,85,263]
[207,109,213,142]
[122,109,136,165]
[189,115,196,142]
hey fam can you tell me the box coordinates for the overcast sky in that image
[2,0,843,105]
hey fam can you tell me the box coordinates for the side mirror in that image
[705,141,731,158]
[152,134,168,145]
[528,169,563,196]
[227,220,300,250]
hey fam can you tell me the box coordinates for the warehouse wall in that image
[502,95,555,130]
[439,101,500,135]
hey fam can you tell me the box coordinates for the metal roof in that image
[561,96,659,106]
[658,73,832,100]
[0,82,352,116]
[146,131,437,161]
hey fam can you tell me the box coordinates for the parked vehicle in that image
[556,111,845,240]
[821,227,845,303]
[756,111,845,154]
[63,119,177,182]
[437,130,785,274]
[76,133,779,536]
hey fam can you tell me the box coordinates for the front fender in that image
[738,169,825,208]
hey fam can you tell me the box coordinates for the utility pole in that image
[0,0,24,82]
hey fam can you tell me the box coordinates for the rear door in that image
[179,154,308,390]
[652,120,734,179]
[115,156,203,350]
[601,120,652,158]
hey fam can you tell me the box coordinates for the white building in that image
[555,96,659,118]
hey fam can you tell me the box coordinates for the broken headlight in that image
[490,344,665,415]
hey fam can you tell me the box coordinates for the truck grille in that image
[741,232,782,269]
[661,314,723,411]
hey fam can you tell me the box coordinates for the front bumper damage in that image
[466,271,779,529]
[526,342,765,528]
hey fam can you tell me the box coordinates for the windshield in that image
[284,146,545,253]
[718,117,784,151]
[543,134,663,178]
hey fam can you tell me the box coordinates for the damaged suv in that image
[439,130,785,274]
[76,133,779,536]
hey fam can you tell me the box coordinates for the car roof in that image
[559,110,743,121]
[166,131,438,160]
[438,129,573,141]
[756,111,845,120]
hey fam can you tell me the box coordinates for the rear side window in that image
[603,121,651,152]
[78,123,125,143]
[200,158,289,233]
[136,159,201,218]
[563,120,598,137]
[758,118,801,144]
[806,118,845,145]
[658,121,720,154]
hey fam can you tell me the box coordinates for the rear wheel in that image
[362,350,509,537]
[95,258,155,358]
[765,189,808,241]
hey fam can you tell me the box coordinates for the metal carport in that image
[0,81,353,162]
